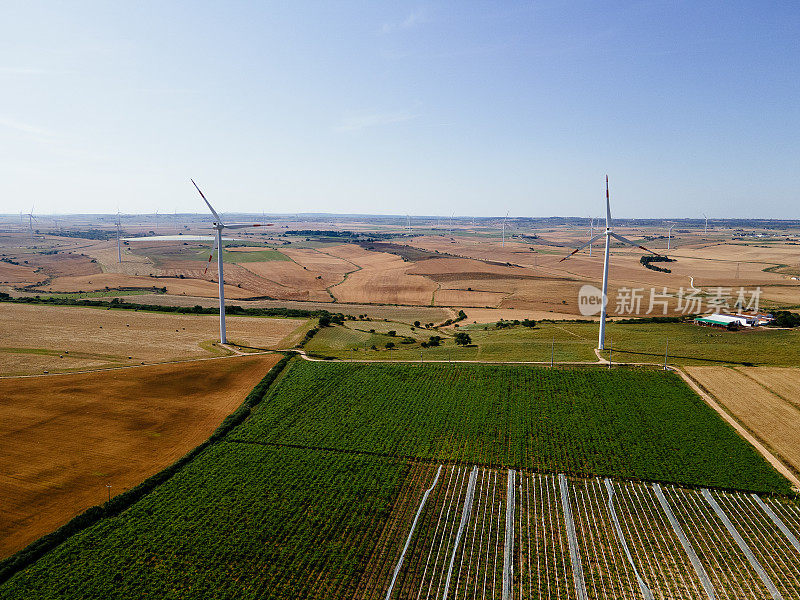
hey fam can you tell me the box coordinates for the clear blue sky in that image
[1,1,799,218]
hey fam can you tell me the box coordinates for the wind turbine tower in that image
[589,218,594,257]
[191,179,269,345]
[26,206,37,245]
[667,222,676,250]
[561,176,662,350]
[703,213,708,236]
[117,211,122,263]
[502,212,508,248]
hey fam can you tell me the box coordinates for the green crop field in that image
[238,361,790,493]
[304,321,598,362]
[0,443,407,599]
[130,242,290,266]
[305,319,800,366]
[598,321,800,366]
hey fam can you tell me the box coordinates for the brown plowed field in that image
[2,252,101,279]
[686,366,800,480]
[0,354,281,557]
[0,262,46,285]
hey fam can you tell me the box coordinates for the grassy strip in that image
[30,289,161,299]
[0,352,295,586]
[0,292,342,320]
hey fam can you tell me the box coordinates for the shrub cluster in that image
[767,311,800,328]
[640,255,676,273]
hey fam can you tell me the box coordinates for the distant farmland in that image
[1,360,797,598]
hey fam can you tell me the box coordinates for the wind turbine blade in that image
[605,175,611,228]
[223,223,263,229]
[190,179,222,224]
[609,232,661,256]
[560,233,606,262]
[203,236,220,275]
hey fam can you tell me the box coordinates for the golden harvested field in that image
[0,354,281,557]
[39,273,257,299]
[240,261,338,301]
[407,257,534,279]
[733,367,800,410]
[281,247,356,273]
[685,366,800,480]
[325,244,438,305]
[0,303,308,375]
[433,287,506,307]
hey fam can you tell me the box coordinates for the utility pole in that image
[664,338,669,370]
[551,336,554,368]
[106,483,112,503]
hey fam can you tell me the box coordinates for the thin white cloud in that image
[0,116,54,139]
[0,67,47,75]
[380,8,428,34]
[334,110,418,133]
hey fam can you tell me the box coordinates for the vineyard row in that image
[380,466,800,600]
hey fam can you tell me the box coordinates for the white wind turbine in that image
[502,211,509,248]
[561,176,662,350]
[26,204,38,245]
[116,211,122,263]
[589,217,595,257]
[666,222,676,250]
[191,179,270,345]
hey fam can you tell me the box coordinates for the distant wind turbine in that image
[589,217,595,257]
[666,222,676,250]
[561,176,662,350]
[502,212,508,248]
[702,213,708,236]
[191,179,272,345]
[116,211,122,263]
[26,204,37,245]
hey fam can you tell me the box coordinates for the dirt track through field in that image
[0,353,280,558]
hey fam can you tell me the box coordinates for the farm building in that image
[694,313,753,328]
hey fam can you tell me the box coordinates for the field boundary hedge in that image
[0,352,295,585]
[0,293,342,320]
